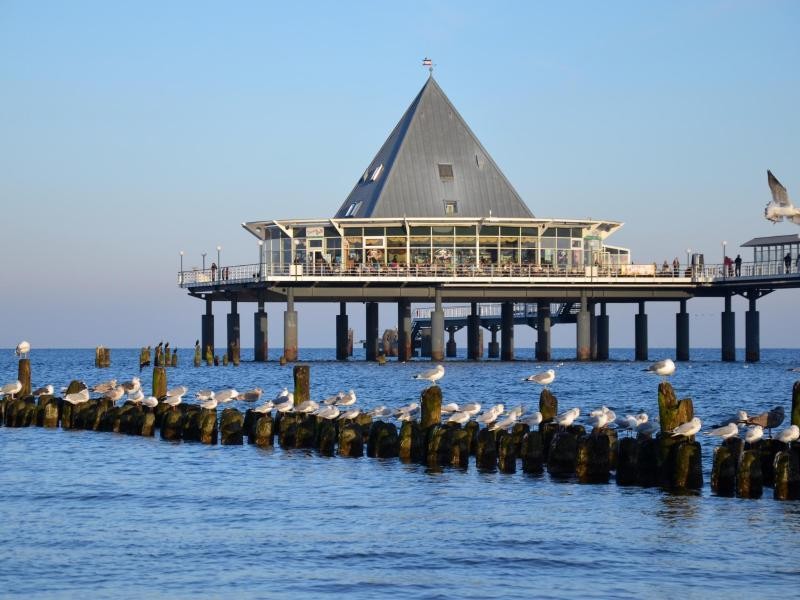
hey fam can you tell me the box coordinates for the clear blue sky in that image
[1,1,799,350]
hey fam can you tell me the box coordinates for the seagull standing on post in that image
[413,364,445,385]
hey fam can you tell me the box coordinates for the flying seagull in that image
[765,170,800,225]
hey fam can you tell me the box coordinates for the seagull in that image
[199,396,218,410]
[522,412,543,428]
[745,406,785,436]
[128,390,145,404]
[339,408,361,420]
[275,387,291,401]
[588,412,610,431]
[196,390,214,401]
[555,407,581,428]
[447,411,470,425]
[714,409,748,428]
[316,405,340,420]
[669,417,702,438]
[614,415,639,436]
[253,400,274,414]
[775,424,800,444]
[413,364,445,385]
[216,389,239,404]
[506,404,525,420]
[461,402,481,416]
[396,411,416,422]
[335,390,357,406]
[163,394,181,407]
[490,414,518,431]
[524,369,555,388]
[369,406,392,418]
[744,425,764,444]
[64,388,90,405]
[237,388,263,402]
[275,397,294,413]
[394,402,419,417]
[121,377,141,394]
[142,396,159,408]
[32,384,54,397]
[476,404,504,425]
[441,402,460,413]
[323,392,344,405]
[705,422,739,440]
[636,420,659,438]
[644,358,676,379]
[15,341,30,359]
[1,380,23,399]
[103,386,125,402]
[166,386,188,401]
[765,170,800,224]
[296,399,319,414]
[92,379,117,393]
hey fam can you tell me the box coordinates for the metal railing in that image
[177,260,800,288]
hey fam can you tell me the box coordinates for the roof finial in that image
[422,57,434,76]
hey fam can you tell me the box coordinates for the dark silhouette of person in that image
[734,254,742,277]
[784,253,791,274]
[211,262,218,281]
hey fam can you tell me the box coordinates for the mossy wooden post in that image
[194,342,201,367]
[539,389,557,422]
[17,359,31,398]
[753,439,782,487]
[339,423,363,457]
[198,409,218,444]
[616,437,638,486]
[576,434,610,483]
[711,443,737,497]
[165,345,172,366]
[248,415,274,447]
[521,431,544,474]
[205,345,213,366]
[38,396,59,428]
[152,367,167,400]
[295,414,316,448]
[160,408,184,441]
[420,386,442,430]
[94,347,103,368]
[426,425,452,467]
[737,450,763,498]
[773,450,800,500]
[449,427,470,468]
[171,351,178,367]
[792,381,800,427]
[475,428,497,471]
[222,354,229,366]
[671,441,703,490]
[317,418,338,456]
[464,420,479,456]
[497,431,517,474]
[220,408,244,445]
[548,432,579,477]
[657,382,693,433]
[510,422,530,456]
[540,421,559,461]
[635,437,660,487]
[398,421,424,462]
[367,422,399,458]
[293,365,310,406]
[181,406,202,441]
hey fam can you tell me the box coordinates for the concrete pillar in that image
[431,291,444,362]
[227,299,240,361]
[576,296,591,361]
[336,302,349,361]
[284,290,298,362]
[501,301,514,361]
[721,294,736,362]
[596,302,609,360]
[536,302,551,362]
[467,302,481,360]
[488,327,500,358]
[397,299,412,362]
[635,301,648,361]
[420,328,432,357]
[745,296,759,363]
[201,297,214,358]
[446,327,457,357]
[366,302,379,361]
[254,300,268,362]
[676,299,690,362]
[589,302,598,360]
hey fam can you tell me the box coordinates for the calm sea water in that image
[2,347,800,599]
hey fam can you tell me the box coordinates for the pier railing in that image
[177,260,800,288]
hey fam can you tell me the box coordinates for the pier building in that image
[179,76,800,363]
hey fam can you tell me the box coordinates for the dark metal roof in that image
[741,234,800,247]
[334,76,533,219]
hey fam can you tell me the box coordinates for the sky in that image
[1,0,799,351]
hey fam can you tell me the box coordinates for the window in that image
[370,164,383,181]
[344,201,362,217]
[444,200,458,215]
[438,163,454,181]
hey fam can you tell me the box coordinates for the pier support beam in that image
[336,302,349,361]
[721,294,735,362]
[501,301,514,361]
[676,299,690,362]
[366,302,379,361]
[596,302,609,361]
[635,301,648,361]
[745,295,760,363]
[488,326,500,358]
[536,302,551,362]
[446,327,457,357]
[589,302,598,360]
[254,300,268,362]
[227,300,240,361]
[284,290,298,362]
[201,297,214,359]
[467,302,481,360]
[397,300,412,362]
[576,296,591,361]
[431,291,444,362]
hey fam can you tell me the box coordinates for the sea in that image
[1,347,799,599]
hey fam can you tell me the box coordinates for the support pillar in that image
[536,301,551,362]
[446,327,457,357]
[336,302,349,361]
[254,300,268,362]
[596,302,609,360]
[284,290,298,362]
[676,299,690,362]
[488,327,500,358]
[501,301,514,361]
[431,291,444,362]
[201,297,214,359]
[589,302,598,360]
[745,295,760,363]
[576,296,591,361]
[397,299,412,362]
[635,301,648,361]
[366,302,379,361]
[721,294,736,362]
[467,302,481,360]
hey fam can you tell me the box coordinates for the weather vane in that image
[422,57,434,75]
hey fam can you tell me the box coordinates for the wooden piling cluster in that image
[94,346,111,368]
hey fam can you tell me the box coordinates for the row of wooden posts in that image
[4,359,800,500]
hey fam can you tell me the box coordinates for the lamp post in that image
[258,240,263,279]
[217,245,221,268]
[202,252,206,270]
[179,251,184,284]
[722,240,727,278]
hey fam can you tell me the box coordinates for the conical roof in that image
[334,77,533,219]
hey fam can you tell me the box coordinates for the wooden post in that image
[497,431,517,474]
[171,351,178,367]
[194,342,201,367]
[737,450,763,499]
[449,427,470,468]
[520,431,544,474]
[338,423,363,457]
[671,441,703,490]
[293,365,310,406]
[426,425,452,467]
[475,428,497,471]
[657,382,693,433]
[160,409,184,441]
[773,450,800,500]
[152,367,167,400]
[420,386,442,430]
[792,381,800,427]
[219,408,244,445]
[398,421,424,462]
[205,345,213,366]
[539,389,557,422]
[576,434,610,483]
[17,359,31,398]
[548,431,579,477]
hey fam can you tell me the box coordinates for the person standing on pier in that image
[734,254,742,277]
[211,262,218,281]
[672,257,679,276]
[784,253,791,274]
